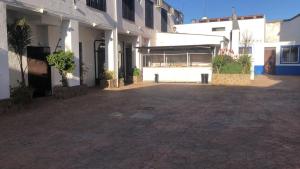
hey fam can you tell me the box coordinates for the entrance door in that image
[79,42,83,85]
[94,40,105,85]
[125,44,133,84]
[27,46,51,97]
[264,47,276,74]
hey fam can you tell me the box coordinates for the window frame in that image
[86,0,107,12]
[280,46,300,64]
[239,46,252,55]
[161,8,168,32]
[212,27,226,32]
[145,0,154,29]
[122,0,135,22]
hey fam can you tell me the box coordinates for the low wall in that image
[212,74,251,86]
[143,66,212,83]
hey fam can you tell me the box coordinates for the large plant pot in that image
[99,80,108,89]
[119,78,125,87]
[133,75,142,84]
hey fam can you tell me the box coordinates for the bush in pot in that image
[132,67,142,84]
[118,73,125,87]
[99,70,116,88]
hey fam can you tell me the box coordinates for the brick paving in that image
[0,76,300,169]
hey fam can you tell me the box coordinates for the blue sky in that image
[165,0,300,23]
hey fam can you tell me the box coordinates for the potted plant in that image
[118,73,125,87]
[103,70,116,88]
[132,67,142,84]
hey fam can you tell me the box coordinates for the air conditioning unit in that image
[155,0,163,8]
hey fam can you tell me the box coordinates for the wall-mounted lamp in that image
[92,22,97,27]
[36,8,44,14]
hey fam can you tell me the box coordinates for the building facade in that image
[0,0,183,99]
[175,13,300,77]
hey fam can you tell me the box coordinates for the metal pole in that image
[163,52,166,67]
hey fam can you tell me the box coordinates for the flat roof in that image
[136,45,216,50]
[191,14,265,23]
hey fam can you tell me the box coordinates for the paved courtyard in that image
[0,76,300,169]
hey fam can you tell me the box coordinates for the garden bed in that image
[212,74,251,86]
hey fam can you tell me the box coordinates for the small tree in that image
[8,18,32,86]
[241,31,253,55]
[47,51,75,87]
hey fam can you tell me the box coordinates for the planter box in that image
[53,85,88,99]
[99,79,117,89]
[119,78,125,87]
[133,76,143,84]
[212,74,251,86]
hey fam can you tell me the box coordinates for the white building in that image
[0,0,184,99]
[1,0,300,100]
[175,12,300,77]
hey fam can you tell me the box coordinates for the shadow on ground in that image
[0,76,299,169]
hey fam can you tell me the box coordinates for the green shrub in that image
[133,68,141,76]
[213,54,251,74]
[10,85,33,105]
[238,55,252,74]
[104,70,114,80]
[220,62,243,74]
[212,55,233,73]
[47,51,75,87]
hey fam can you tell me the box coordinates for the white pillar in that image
[231,30,240,55]
[134,36,142,69]
[0,2,10,99]
[61,20,80,86]
[105,0,119,82]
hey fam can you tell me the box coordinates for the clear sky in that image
[165,0,300,23]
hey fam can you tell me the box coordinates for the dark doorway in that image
[79,42,83,85]
[125,43,133,84]
[94,40,106,85]
[264,47,276,75]
[27,46,51,97]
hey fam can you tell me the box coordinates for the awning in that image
[136,45,217,54]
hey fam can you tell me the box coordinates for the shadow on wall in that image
[279,15,300,43]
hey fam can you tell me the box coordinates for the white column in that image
[61,20,80,86]
[134,36,142,69]
[104,0,119,82]
[0,2,10,99]
[231,30,240,55]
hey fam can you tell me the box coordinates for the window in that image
[281,46,299,64]
[122,0,135,22]
[161,8,168,32]
[86,0,106,12]
[145,0,154,29]
[212,27,225,32]
[239,47,252,55]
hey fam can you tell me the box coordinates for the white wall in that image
[265,21,281,43]
[280,16,300,43]
[79,25,104,86]
[143,67,212,83]
[155,33,225,46]
[175,18,265,49]
[0,2,10,99]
